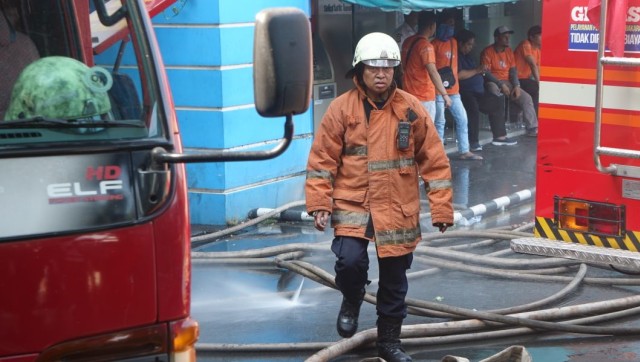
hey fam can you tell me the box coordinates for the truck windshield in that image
[0,1,166,147]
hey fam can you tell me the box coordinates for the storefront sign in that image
[319,0,353,14]
[568,0,640,53]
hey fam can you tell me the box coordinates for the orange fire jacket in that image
[305,77,453,258]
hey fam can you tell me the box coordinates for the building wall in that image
[152,0,312,226]
[464,1,542,59]
[94,0,539,227]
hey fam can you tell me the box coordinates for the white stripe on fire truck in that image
[540,81,640,112]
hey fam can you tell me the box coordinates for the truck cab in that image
[0,0,311,360]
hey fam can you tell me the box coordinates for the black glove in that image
[433,222,451,233]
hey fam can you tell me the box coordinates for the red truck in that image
[513,0,640,270]
[0,1,311,360]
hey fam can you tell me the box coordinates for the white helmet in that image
[352,32,401,68]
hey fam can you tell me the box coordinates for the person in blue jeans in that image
[433,10,482,160]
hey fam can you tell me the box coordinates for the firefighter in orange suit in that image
[305,32,454,362]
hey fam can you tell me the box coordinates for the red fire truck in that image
[0,0,311,360]
[512,0,640,270]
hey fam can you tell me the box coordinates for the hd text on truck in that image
[0,0,311,360]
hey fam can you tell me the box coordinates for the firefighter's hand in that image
[433,222,451,233]
[313,210,331,231]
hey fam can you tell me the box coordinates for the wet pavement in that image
[190,123,640,361]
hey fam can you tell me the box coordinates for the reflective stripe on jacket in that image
[305,78,453,258]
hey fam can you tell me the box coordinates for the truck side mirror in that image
[153,7,312,164]
[253,8,312,117]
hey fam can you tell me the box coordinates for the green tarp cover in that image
[342,0,516,11]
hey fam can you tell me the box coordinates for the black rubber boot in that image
[377,316,412,362]
[336,291,364,338]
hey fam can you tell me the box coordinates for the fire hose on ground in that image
[192,228,640,361]
[190,190,640,361]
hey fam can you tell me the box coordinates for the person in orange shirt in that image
[402,11,451,121]
[457,29,517,150]
[515,25,541,115]
[391,11,418,89]
[481,26,538,137]
[432,10,482,160]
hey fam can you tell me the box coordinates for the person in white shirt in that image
[393,11,418,48]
